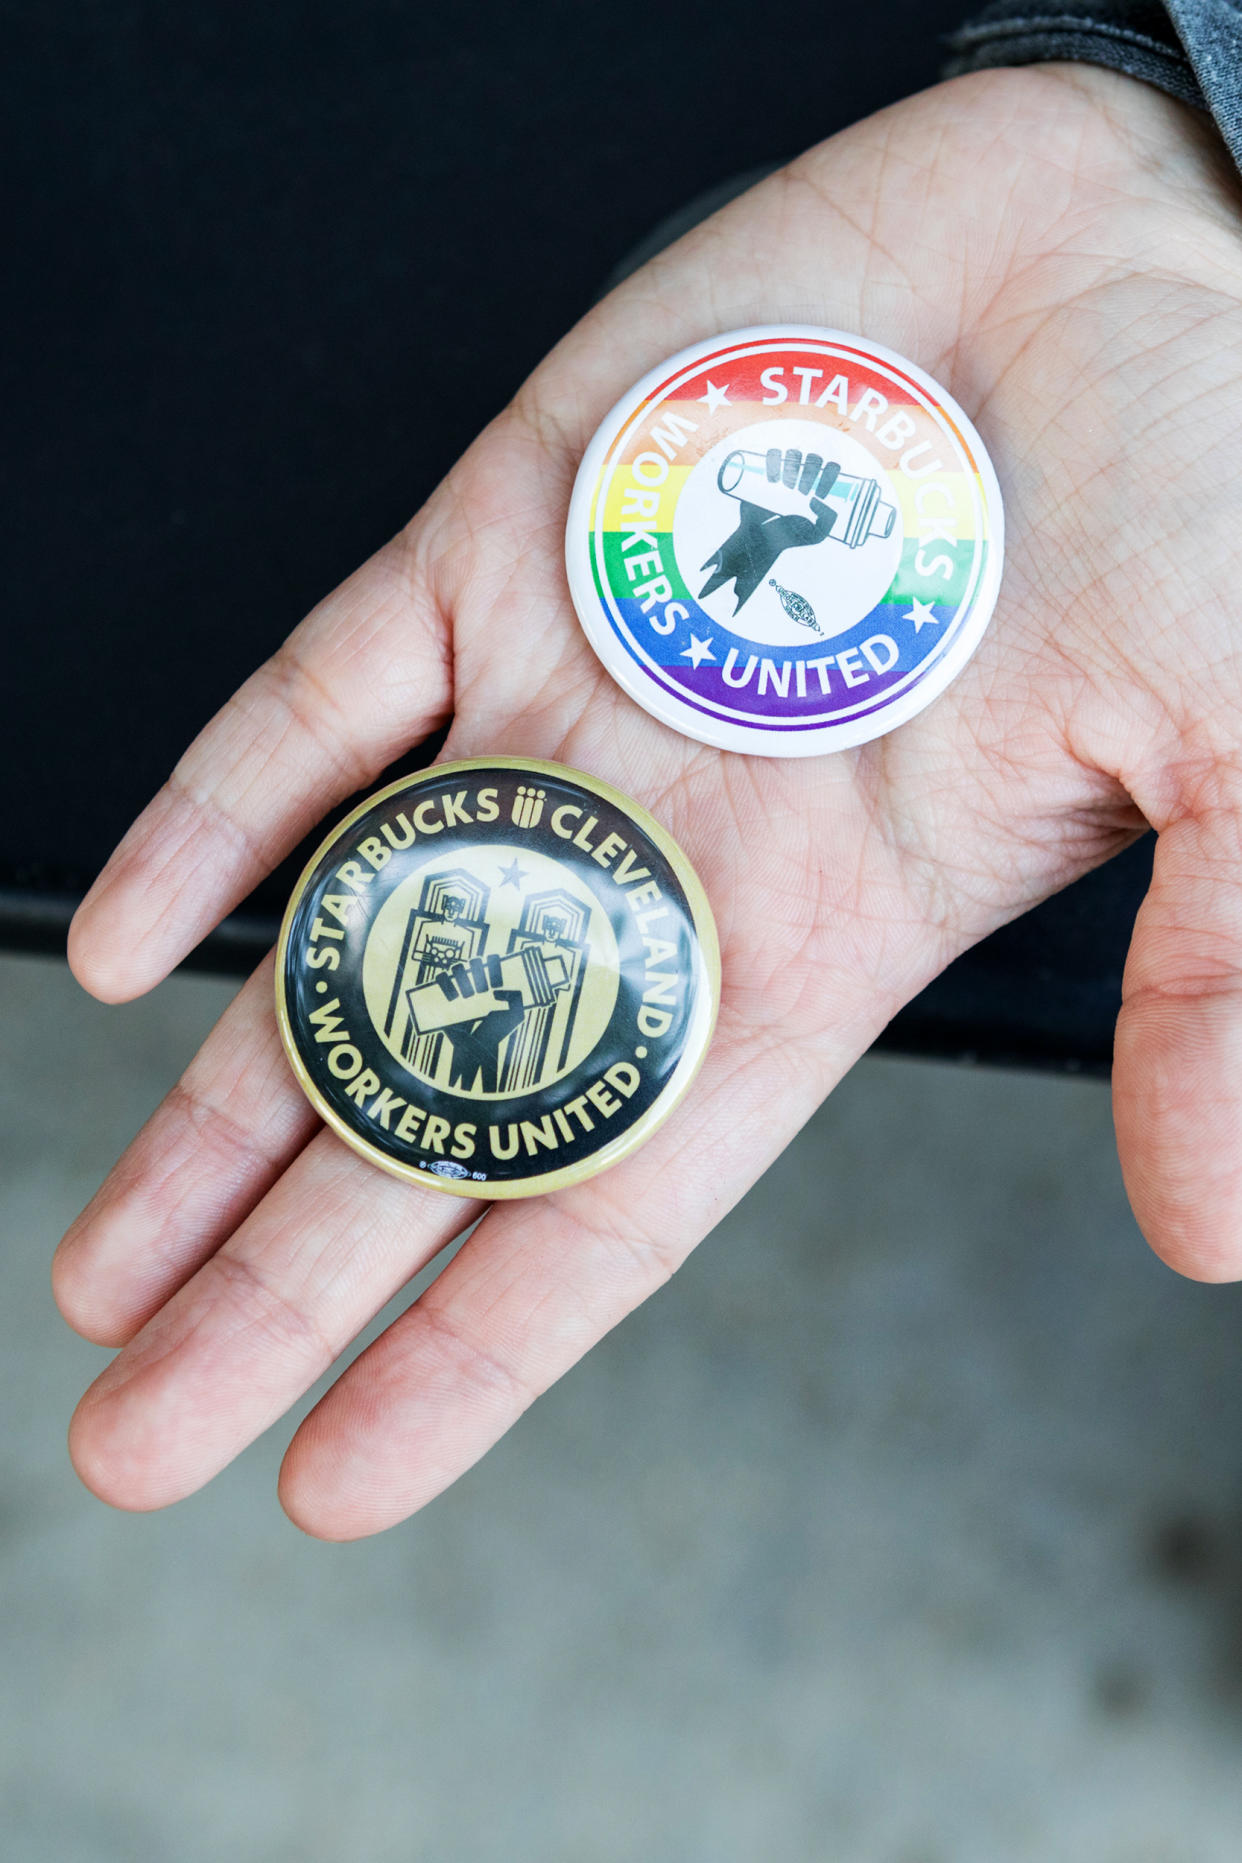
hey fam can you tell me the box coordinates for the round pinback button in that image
[565,325,1004,756]
[276,759,719,1199]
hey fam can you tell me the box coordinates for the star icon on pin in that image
[498,857,530,890]
[681,634,716,668]
[904,598,939,631]
[697,380,731,414]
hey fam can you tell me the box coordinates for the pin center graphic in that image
[672,419,903,649]
[361,846,620,1099]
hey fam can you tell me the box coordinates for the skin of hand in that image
[53,63,1242,1539]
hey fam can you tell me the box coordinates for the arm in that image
[947,0,1242,170]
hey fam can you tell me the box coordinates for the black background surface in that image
[5,1,1150,1069]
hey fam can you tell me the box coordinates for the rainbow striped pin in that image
[565,326,1004,757]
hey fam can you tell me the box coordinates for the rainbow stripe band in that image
[566,328,1004,757]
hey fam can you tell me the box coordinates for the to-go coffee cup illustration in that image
[699,445,897,614]
[718,448,896,546]
[406,945,570,1036]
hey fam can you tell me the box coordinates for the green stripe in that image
[882,540,981,609]
[601,531,694,605]
[601,532,982,612]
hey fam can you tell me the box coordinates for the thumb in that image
[1114,784,1242,1281]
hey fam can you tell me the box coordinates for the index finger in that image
[69,525,454,1004]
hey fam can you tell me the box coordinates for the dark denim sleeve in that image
[945,0,1242,172]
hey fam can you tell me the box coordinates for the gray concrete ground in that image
[5,949,1242,1861]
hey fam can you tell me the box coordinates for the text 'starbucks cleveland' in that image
[277,762,718,1197]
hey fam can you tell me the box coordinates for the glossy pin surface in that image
[276,759,719,1198]
[565,325,1004,756]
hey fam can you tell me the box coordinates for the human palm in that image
[56,65,1242,1537]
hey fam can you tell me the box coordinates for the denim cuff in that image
[945,0,1242,171]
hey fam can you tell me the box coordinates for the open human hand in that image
[55,64,1242,1537]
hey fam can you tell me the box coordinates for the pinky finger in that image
[53,955,318,1345]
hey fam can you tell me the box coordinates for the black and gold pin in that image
[276,758,719,1198]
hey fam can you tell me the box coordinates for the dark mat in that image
[5,2,1141,1071]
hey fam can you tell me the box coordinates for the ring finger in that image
[67,1131,481,1512]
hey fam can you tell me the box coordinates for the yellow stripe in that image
[598,465,983,542]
